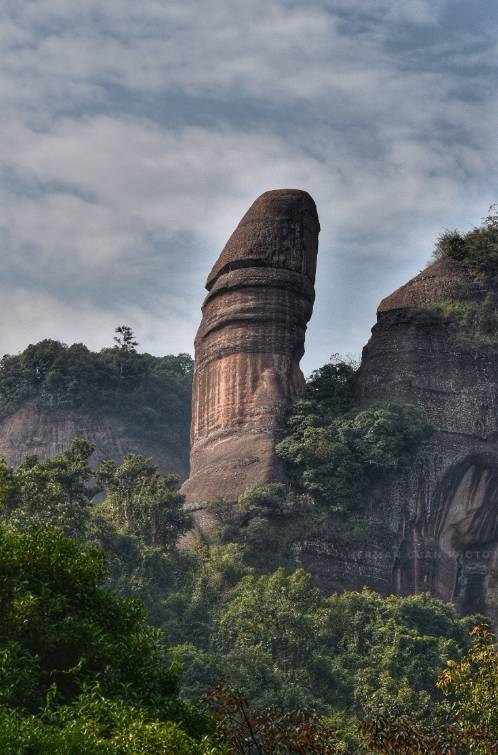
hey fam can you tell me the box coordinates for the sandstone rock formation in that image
[352,257,498,624]
[181,189,320,526]
[0,402,189,477]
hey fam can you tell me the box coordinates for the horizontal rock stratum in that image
[356,257,498,625]
[295,256,497,626]
[180,189,320,527]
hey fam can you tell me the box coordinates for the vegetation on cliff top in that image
[428,295,498,352]
[0,327,193,443]
[427,207,498,352]
[433,204,498,282]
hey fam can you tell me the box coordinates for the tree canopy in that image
[0,336,193,444]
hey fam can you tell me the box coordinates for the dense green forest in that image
[0,348,496,752]
[0,328,193,445]
[430,206,498,351]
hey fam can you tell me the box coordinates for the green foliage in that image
[323,589,472,717]
[97,454,191,547]
[208,483,315,572]
[0,521,221,751]
[0,689,223,754]
[303,355,357,419]
[0,337,193,443]
[0,435,489,753]
[0,438,95,537]
[209,573,470,716]
[433,205,498,282]
[213,569,329,711]
[114,324,139,353]
[277,401,431,512]
[174,541,250,650]
[364,625,498,754]
[0,523,180,711]
[427,207,498,352]
[281,356,356,440]
[0,442,195,642]
[174,562,476,751]
[431,295,498,352]
[437,625,498,753]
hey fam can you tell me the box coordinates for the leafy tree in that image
[213,569,330,711]
[175,567,474,751]
[303,355,357,419]
[98,454,191,547]
[0,694,223,754]
[363,625,498,754]
[0,438,95,537]
[0,445,196,642]
[0,339,193,446]
[175,540,250,651]
[0,524,180,710]
[433,205,498,282]
[114,324,139,353]
[0,522,222,751]
[277,401,431,511]
[437,624,498,752]
[207,483,315,572]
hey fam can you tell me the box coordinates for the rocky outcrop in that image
[0,402,190,477]
[181,189,320,526]
[352,258,498,625]
[290,257,497,625]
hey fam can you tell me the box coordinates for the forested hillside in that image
[0,329,192,474]
[0,407,495,750]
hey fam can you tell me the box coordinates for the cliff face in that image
[351,258,498,623]
[290,257,497,625]
[0,402,190,478]
[0,342,192,478]
[181,189,320,526]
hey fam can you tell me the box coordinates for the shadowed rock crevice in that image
[430,457,498,617]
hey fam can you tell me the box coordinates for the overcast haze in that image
[1,0,497,374]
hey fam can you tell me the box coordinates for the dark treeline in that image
[0,331,193,444]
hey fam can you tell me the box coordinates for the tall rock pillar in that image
[181,189,320,527]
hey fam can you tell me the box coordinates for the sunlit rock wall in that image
[181,189,320,528]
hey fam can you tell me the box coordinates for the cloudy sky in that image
[1,0,497,374]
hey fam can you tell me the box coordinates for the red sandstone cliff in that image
[0,402,190,478]
[181,189,320,526]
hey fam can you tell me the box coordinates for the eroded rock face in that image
[181,189,320,526]
[0,402,189,477]
[352,258,498,625]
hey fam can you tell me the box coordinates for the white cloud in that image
[0,285,196,358]
[2,0,479,113]
[1,0,497,366]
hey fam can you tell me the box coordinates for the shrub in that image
[433,205,498,282]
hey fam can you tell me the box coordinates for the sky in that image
[1,0,497,375]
